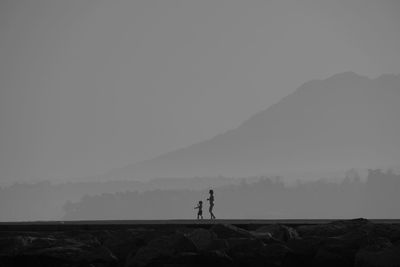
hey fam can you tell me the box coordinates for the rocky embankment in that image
[1,219,400,267]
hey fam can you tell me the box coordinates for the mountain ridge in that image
[103,72,400,181]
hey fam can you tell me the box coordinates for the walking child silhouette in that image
[194,201,203,220]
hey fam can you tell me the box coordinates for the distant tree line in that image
[62,169,400,220]
[1,169,398,221]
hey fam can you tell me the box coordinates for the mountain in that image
[104,72,400,180]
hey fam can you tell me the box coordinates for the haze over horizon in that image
[1,0,400,184]
[101,72,400,181]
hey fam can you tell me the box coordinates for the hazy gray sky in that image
[1,0,400,183]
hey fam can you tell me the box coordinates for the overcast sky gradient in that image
[1,0,400,184]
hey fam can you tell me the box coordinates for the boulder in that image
[205,238,229,252]
[46,245,115,262]
[0,236,30,256]
[226,237,265,255]
[256,224,300,242]
[187,228,218,251]
[368,223,400,243]
[62,230,101,247]
[355,241,400,267]
[259,243,293,267]
[359,237,392,251]
[96,229,149,265]
[323,229,371,251]
[297,218,371,238]
[227,242,291,267]
[166,250,234,267]
[249,231,283,245]
[312,248,353,267]
[12,243,117,267]
[125,232,197,267]
[0,233,117,267]
[284,236,323,266]
[210,224,253,239]
[306,227,380,267]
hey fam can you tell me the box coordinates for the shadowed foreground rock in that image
[1,219,400,267]
[0,234,118,267]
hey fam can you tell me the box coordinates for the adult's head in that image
[209,189,214,195]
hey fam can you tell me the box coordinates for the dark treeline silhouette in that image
[0,176,253,221]
[1,169,398,221]
[62,169,400,220]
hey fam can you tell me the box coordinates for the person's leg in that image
[210,205,215,219]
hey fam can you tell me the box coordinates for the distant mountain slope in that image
[105,72,400,180]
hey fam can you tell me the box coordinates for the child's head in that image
[199,201,202,204]
[209,189,213,194]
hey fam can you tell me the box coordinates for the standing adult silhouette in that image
[207,189,216,219]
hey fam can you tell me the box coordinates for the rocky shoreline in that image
[1,219,400,267]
